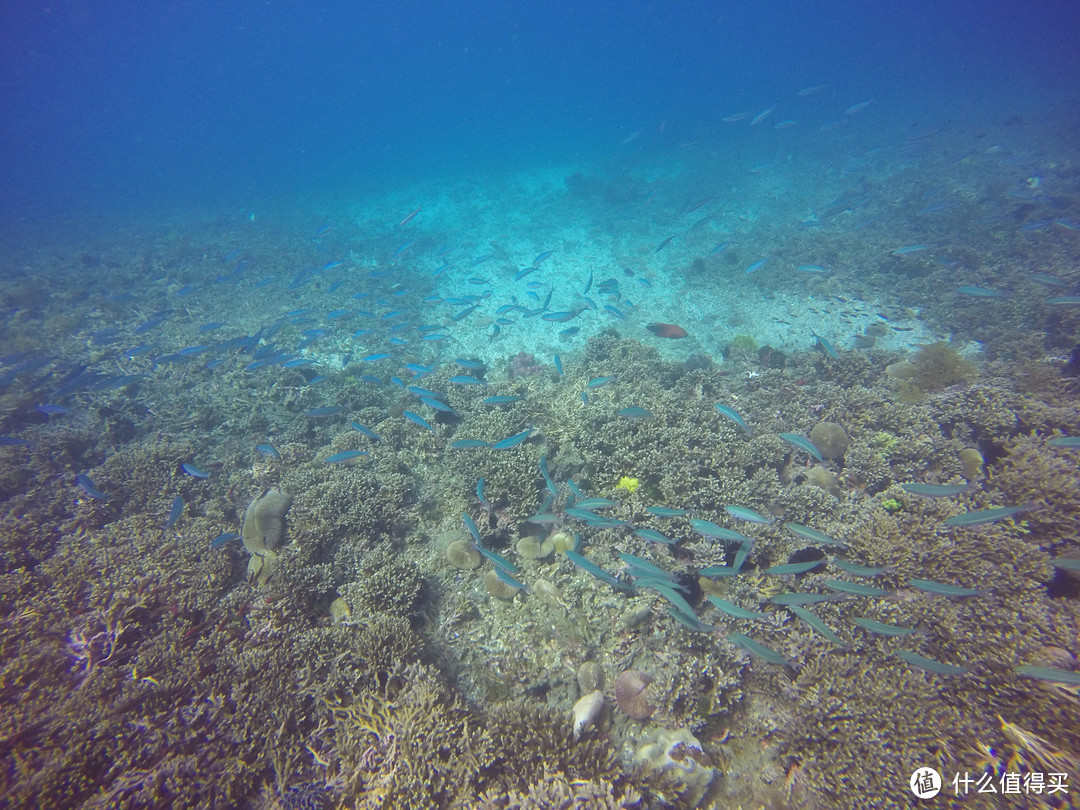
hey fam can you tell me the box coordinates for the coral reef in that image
[509,351,546,379]
[4,316,1080,810]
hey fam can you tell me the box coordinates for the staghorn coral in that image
[988,432,1080,550]
[343,547,427,619]
[476,770,644,809]
[325,664,651,808]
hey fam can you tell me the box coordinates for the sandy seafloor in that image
[2,103,1080,810]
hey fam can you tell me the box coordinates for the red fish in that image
[647,323,688,339]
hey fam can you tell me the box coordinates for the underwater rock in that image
[622,603,652,630]
[809,421,849,459]
[516,536,553,560]
[446,539,481,570]
[572,689,604,740]
[241,488,293,555]
[532,579,564,609]
[483,569,519,600]
[614,669,654,720]
[577,661,605,695]
[634,727,715,807]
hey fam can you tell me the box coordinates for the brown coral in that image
[614,669,654,720]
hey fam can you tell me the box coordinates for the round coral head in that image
[615,669,654,720]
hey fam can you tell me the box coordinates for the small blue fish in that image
[463,512,482,544]
[36,403,70,416]
[724,505,774,524]
[566,550,624,589]
[727,632,790,666]
[494,568,527,591]
[454,358,485,369]
[778,433,825,462]
[478,546,518,574]
[587,376,614,388]
[476,478,491,510]
[451,439,492,449]
[714,403,751,435]
[907,579,981,597]
[526,513,561,525]
[824,579,889,597]
[541,311,580,322]
[350,423,382,442]
[901,483,968,497]
[492,429,532,449]
[362,353,392,363]
[784,522,846,547]
[618,406,653,420]
[891,244,929,256]
[690,520,754,544]
[707,242,730,257]
[0,436,30,446]
[745,257,769,274]
[942,504,1035,527]
[165,496,184,530]
[210,532,240,549]
[327,450,367,463]
[306,406,344,417]
[404,411,434,431]
[419,396,457,414]
[482,395,522,405]
[810,329,838,359]
[709,595,767,620]
[895,649,968,676]
[449,375,487,386]
[634,528,675,545]
[554,355,563,376]
[539,455,558,496]
[832,559,888,577]
[851,617,917,637]
[75,473,108,500]
[256,443,280,460]
[573,497,618,510]
[956,285,1004,298]
[603,305,625,319]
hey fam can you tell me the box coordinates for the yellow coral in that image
[614,476,640,495]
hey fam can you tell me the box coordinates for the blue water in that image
[3,1,1077,216]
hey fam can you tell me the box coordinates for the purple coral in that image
[509,351,545,379]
